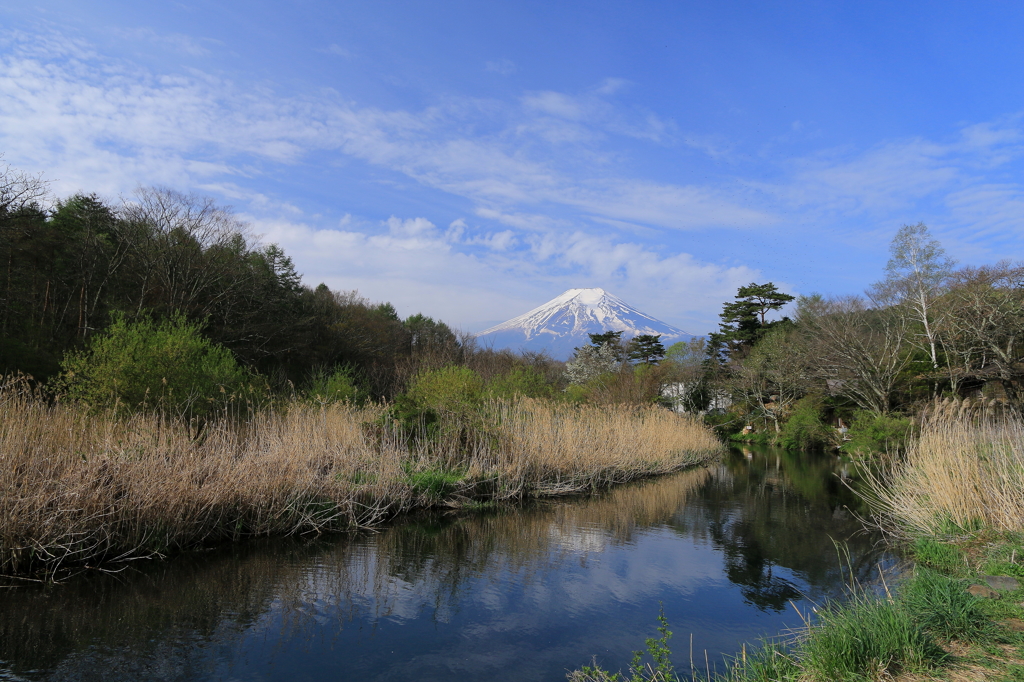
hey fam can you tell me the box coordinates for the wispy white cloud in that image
[593,78,629,96]
[3,27,1024,331]
[781,138,959,214]
[246,209,758,332]
[113,27,217,57]
[318,43,353,58]
[0,30,767,235]
[484,58,516,75]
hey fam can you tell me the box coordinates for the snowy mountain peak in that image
[475,288,691,360]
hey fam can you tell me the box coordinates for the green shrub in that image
[562,383,589,405]
[406,366,484,415]
[485,367,552,400]
[778,397,833,451]
[54,312,254,418]
[569,607,678,682]
[303,365,364,404]
[387,366,486,442]
[728,431,772,445]
[404,464,467,499]
[704,412,741,438]
[842,410,916,456]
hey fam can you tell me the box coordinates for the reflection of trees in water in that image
[0,538,329,678]
[668,447,889,612]
[0,469,711,680]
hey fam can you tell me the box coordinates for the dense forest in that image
[0,163,484,401]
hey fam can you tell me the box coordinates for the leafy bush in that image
[842,410,916,456]
[404,464,467,499]
[569,607,678,682]
[704,412,741,438]
[406,365,484,415]
[54,312,254,418]
[562,383,589,405]
[778,397,834,451]
[486,367,552,400]
[729,431,773,445]
[387,366,486,441]
[303,365,364,404]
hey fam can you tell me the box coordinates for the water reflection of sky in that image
[0,448,894,682]
[225,533,778,681]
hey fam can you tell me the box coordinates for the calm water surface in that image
[0,447,896,681]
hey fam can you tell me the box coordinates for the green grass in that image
[1000,663,1024,682]
[901,568,992,641]
[404,465,467,499]
[801,590,947,681]
[569,554,1024,682]
[573,566,1014,682]
[911,536,967,575]
[981,533,1024,578]
[712,640,799,682]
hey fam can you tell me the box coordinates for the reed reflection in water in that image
[0,449,891,682]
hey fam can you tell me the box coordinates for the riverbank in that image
[572,405,1024,681]
[0,386,722,579]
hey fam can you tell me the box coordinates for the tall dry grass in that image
[865,398,1024,536]
[464,399,719,493]
[0,382,720,578]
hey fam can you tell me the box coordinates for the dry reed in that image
[864,398,1024,536]
[0,383,720,578]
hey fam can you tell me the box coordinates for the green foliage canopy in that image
[709,282,794,361]
[626,334,665,365]
[55,313,252,417]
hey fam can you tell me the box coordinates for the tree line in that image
[0,163,466,403]
[688,223,1024,450]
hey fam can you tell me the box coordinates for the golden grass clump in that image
[0,381,721,578]
[865,399,1024,536]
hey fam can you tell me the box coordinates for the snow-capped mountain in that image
[474,288,691,360]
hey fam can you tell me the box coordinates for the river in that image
[0,447,895,681]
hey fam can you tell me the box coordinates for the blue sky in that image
[2,1,1024,336]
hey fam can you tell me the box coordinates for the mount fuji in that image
[474,288,691,360]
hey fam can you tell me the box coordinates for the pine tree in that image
[627,334,665,364]
[708,283,794,361]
